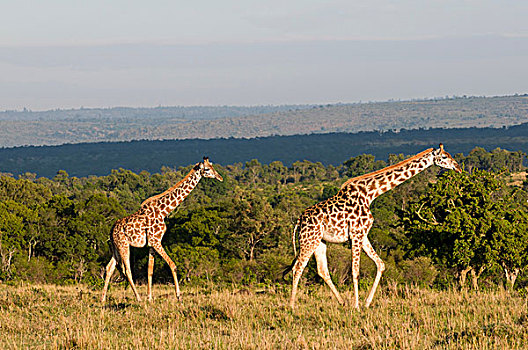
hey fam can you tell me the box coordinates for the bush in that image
[14,256,56,284]
[400,257,438,287]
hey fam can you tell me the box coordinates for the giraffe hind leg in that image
[290,244,318,309]
[101,256,116,303]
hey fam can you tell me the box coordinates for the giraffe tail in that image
[106,223,125,278]
[282,258,297,281]
[282,218,301,281]
[292,218,300,257]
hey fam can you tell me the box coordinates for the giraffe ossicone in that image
[286,144,462,310]
[101,157,223,303]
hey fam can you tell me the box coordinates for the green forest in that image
[2,122,528,178]
[1,146,527,293]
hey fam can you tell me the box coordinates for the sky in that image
[1,0,527,110]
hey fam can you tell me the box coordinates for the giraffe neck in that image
[142,167,202,218]
[342,148,435,203]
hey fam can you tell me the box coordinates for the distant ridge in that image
[0,95,527,148]
[1,123,527,178]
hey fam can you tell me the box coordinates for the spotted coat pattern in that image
[101,158,223,303]
[289,144,462,309]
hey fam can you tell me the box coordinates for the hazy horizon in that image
[2,90,526,114]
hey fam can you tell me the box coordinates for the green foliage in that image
[342,154,386,177]
[0,146,527,291]
[401,170,528,288]
[400,257,439,287]
[461,147,526,173]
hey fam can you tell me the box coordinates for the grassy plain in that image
[0,283,527,349]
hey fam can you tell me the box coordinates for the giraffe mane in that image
[140,166,198,207]
[340,148,434,189]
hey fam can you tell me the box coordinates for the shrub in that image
[400,256,438,287]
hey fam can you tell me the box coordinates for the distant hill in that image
[1,123,527,178]
[1,95,527,148]
[0,105,313,147]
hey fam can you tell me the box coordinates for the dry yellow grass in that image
[0,283,527,349]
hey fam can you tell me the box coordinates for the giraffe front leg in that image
[151,243,181,301]
[363,236,385,308]
[123,264,142,302]
[147,247,155,302]
[351,239,362,310]
[118,245,142,302]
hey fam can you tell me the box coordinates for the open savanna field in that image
[1,283,527,349]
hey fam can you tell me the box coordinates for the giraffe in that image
[286,144,462,309]
[101,157,223,303]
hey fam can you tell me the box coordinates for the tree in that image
[229,193,280,262]
[401,170,509,289]
[461,147,527,173]
[0,201,37,279]
[161,207,229,283]
[244,159,262,185]
[489,195,528,289]
[341,154,386,178]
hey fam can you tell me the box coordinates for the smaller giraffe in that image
[285,144,462,309]
[101,157,223,303]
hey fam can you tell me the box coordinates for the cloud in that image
[1,36,527,110]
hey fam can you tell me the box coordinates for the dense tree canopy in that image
[0,147,527,291]
[400,170,528,288]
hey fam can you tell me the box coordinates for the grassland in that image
[1,283,527,349]
[1,95,527,148]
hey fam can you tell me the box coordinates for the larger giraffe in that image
[286,144,462,309]
[101,157,223,303]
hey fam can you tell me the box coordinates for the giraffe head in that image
[199,157,223,181]
[433,144,462,172]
